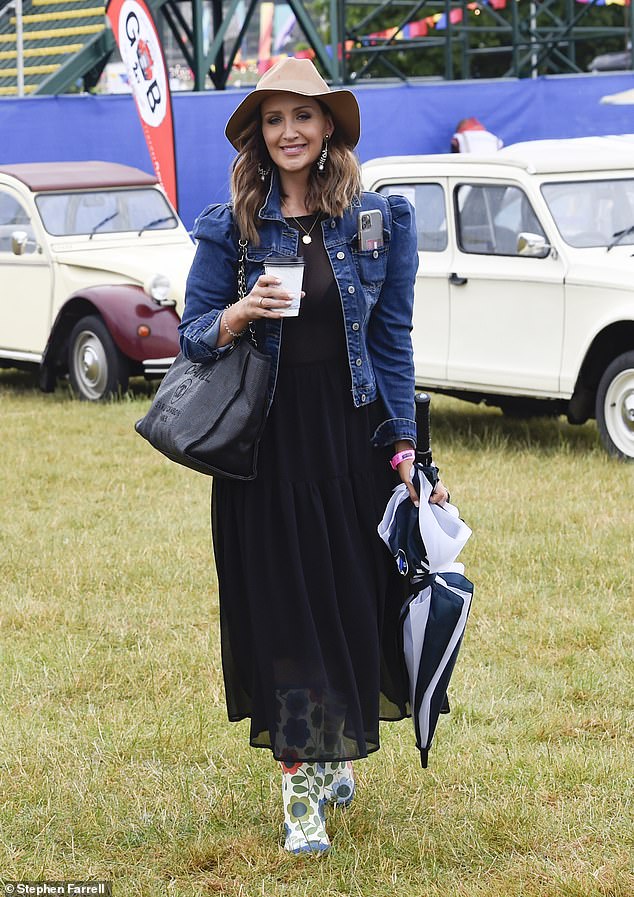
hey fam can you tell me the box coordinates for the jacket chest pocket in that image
[350,245,389,295]
[244,247,274,292]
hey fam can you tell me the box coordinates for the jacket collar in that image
[258,170,285,222]
[257,168,363,221]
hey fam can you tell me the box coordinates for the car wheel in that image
[595,351,634,460]
[68,315,129,400]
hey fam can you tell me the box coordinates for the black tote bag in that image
[135,339,270,479]
[135,238,271,480]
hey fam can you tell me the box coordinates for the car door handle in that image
[449,272,468,286]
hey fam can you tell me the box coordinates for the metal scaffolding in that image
[153,0,634,89]
[336,0,634,81]
[11,0,634,96]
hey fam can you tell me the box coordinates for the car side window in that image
[378,183,448,252]
[0,191,36,254]
[456,184,545,256]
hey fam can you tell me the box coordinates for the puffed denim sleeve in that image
[178,203,239,362]
[368,194,419,448]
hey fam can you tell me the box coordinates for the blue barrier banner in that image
[2,72,634,229]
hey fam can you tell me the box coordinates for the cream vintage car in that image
[0,161,195,400]
[362,136,634,460]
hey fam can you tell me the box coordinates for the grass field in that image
[1,370,632,897]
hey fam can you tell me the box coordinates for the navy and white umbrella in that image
[378,395,474,767]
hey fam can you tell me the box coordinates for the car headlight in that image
[144,273,172,303]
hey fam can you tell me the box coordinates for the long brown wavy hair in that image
[230,102,362,245]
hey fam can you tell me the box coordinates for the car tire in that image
[595,351,634,460]
[68,315,129,400]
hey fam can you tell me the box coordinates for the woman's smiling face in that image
[260,93,333,177]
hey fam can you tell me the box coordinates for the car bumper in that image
[143,356,175,377]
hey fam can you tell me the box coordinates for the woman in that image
[179,57,448,854]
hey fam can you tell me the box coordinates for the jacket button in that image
[330,220,336,228]
[372,250,379,258]
[356,358,362,366]
[348,285,355,294]
[336,251,345,260]
[352,322,360,331]
[361,394,367,402]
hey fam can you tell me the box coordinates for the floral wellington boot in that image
[280,761,330,854]
[322,761,355,807]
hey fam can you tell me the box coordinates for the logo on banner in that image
[118,0,167,127]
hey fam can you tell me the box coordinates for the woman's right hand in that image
[221,274,296,341]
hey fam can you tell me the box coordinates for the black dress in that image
[211,216,409,763]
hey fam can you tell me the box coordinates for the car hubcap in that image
[72,331,108,399]
[604,368,634,457]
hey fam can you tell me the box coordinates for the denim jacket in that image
[178,174,419,448]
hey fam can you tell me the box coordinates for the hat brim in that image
[225,87,360,150]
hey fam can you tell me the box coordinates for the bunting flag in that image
[258,2,275,73]
[405,20,429,37]
[435,8,465,29]
[106,0,178,208]
[273,8,297,53]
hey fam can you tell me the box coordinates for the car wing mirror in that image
[11,230,29,256]
[517,231,553,259]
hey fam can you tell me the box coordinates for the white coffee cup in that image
[264,256,305,317]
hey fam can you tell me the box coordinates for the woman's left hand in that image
[395,458,449,508]
[429,478,449,506]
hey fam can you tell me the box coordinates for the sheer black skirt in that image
[211,354,410,763]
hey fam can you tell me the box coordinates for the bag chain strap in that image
[237,238,248,300]
[237,237,257,347]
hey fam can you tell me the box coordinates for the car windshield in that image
[35,187,178,237]
[541,178,634,248]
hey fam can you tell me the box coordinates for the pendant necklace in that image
[288,213,321,245]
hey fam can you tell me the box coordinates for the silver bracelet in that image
[222,308,247,340]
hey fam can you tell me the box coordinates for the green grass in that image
[1,370,632,897]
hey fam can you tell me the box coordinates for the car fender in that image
[39,285,181,390]
[48,284,180,361]
[561,283,634,394]
[80,284,181,360]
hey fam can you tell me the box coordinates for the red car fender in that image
[65,284,180,361]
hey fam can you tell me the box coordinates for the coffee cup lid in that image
[264,256,304,266]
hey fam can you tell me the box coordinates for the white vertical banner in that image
[106,0,178,208]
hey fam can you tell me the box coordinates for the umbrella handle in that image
[415,392,438,490]
[415,392,433,466]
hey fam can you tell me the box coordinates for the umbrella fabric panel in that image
[378,465,474,767]
[380,490,430,581]
[411,572,474,766]
[377,471,472,576]
[402,586,432,696]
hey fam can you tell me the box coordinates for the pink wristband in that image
[390,449,415,470]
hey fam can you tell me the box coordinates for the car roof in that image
[0,161,159,192]
[363,135,634,176]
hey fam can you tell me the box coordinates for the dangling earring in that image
[258,162,270,182]
[317,135,330,174]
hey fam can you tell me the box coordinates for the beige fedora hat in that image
[225,57,360,150]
